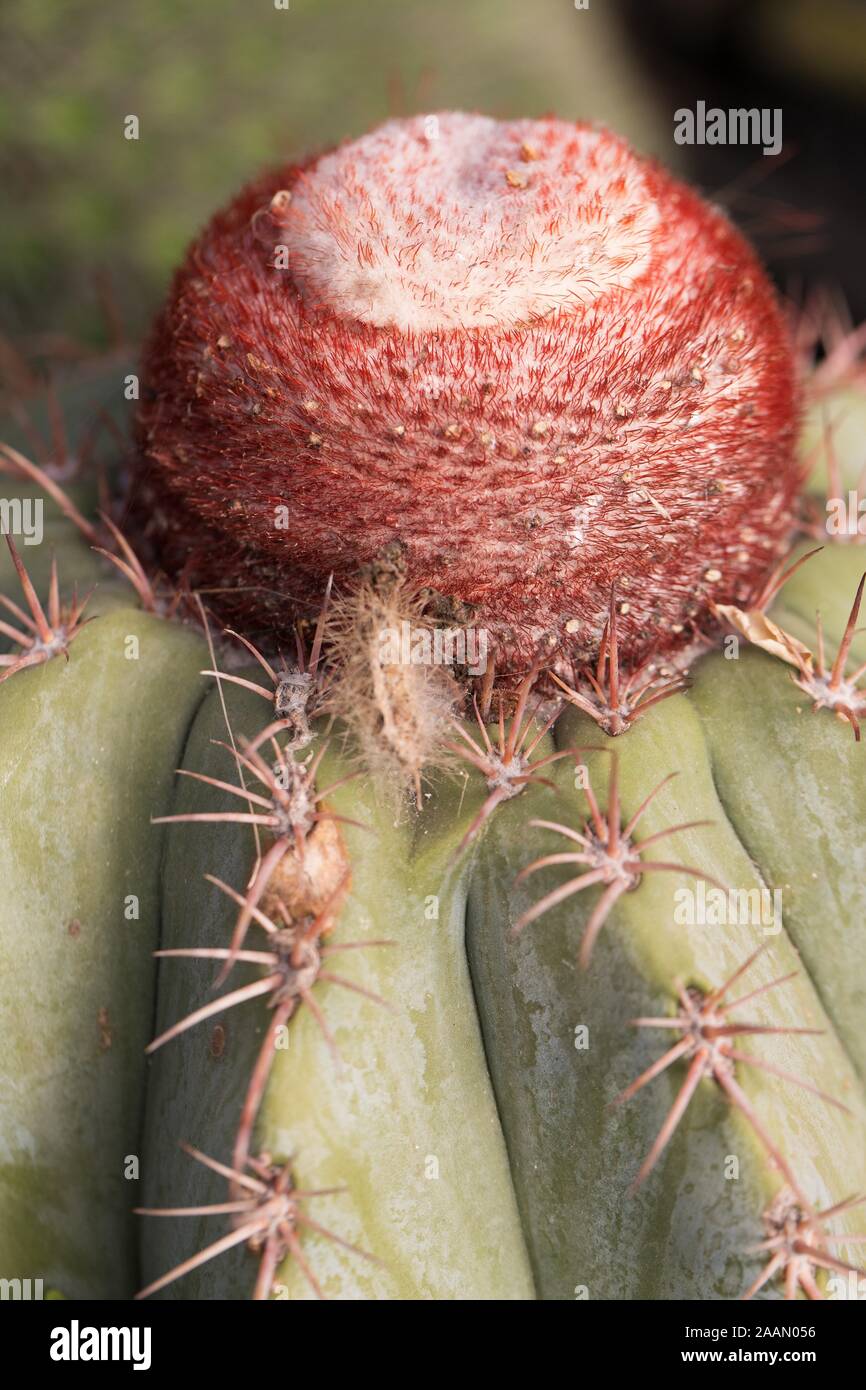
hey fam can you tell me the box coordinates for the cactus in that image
[2,114,865,1303]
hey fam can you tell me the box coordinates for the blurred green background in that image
[0,0,670,363]
[4,0,864,382]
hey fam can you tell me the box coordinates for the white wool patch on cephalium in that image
[285,113,660,331]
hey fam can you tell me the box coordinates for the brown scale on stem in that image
[610,947,849,1195]
[782,573,866,741]
[0,535,92,683]
[135,1143,379,1301]
[553,586,688,736]
[743,1188,866,1301]
[514,751,721,969]
[710,546,822,667]
[716,545,866,739]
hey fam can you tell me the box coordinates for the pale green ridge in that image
[141,684,533,1300]
[0,595,209,1297]
[465,696,866,1299]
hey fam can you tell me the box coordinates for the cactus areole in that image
[135,113,799,671]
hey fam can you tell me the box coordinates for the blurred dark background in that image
[1,0,864,374]
[620,0,866,326]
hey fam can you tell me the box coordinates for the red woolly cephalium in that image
[133,113,800,671]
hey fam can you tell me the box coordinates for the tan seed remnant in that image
[262,816,351,923]
[269,189,293,219]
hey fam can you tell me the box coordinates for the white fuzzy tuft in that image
[286,113,660,331]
